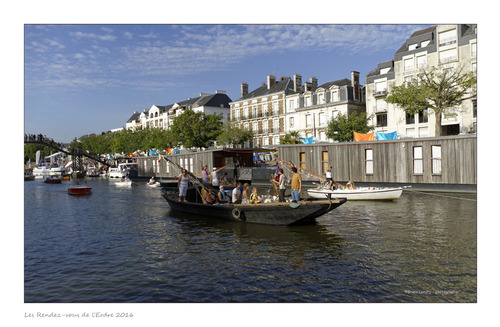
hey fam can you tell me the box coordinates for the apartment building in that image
[125,91,232,132]
[230,75,293,147]
[230,72,365,146]
[366,24,477,138]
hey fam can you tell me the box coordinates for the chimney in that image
[310,76,318,88]
[267,74,276,89]
[241,82,248,97]
[351,71,360,101]
[304,82,312,92]
[293,73,302,92]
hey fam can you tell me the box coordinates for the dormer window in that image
[409,43,418,51]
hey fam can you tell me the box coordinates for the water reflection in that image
[24,179,476,303]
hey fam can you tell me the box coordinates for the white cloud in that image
[123,31,133,39]
[70,31,117,41]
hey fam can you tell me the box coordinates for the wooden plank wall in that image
[276,135,476,185]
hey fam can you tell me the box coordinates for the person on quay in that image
[232,182,242,204]
[217,185,230,204]
[241,183,251,204]
[178,169,190,202]
[250,187,262,204]
[211,166,226,187]
[291,166,302,203]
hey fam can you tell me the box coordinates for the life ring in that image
[232,207,241,219]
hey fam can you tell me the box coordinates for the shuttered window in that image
[299,152,306,170]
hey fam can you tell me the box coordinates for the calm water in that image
[24,178,476,303]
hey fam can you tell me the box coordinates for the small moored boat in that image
[307,186,406,201]
[44,176,62,184]
[68,185,92,195]
[24,174,36,181]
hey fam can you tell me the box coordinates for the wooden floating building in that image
[136,134,476,192]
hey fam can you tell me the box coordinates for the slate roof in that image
[126,112,141,123]
[235,79,295,101]
[317,78,352,90]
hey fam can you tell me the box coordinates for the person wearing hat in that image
[211,165,226,187]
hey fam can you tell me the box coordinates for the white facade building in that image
[366,24,477,138]
[125,91,232,132]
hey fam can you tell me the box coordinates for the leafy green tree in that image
[217,122,254,146]
[24,143,52,163]
[326,112,373,142]
[385,66,476,136]
[169,109,223,148]
[280,131,303,144]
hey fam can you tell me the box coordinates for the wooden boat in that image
[68,185,92,195]
[24,174,36,181]
[44,176,62,184]
[162,190,347,226]
[307,186,405,201]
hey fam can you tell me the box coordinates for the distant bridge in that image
[24,134,116,168]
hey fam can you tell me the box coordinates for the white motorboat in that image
[115,178,132,187]
[109,162,138,178]
[307,186,406,201]
[147,181,160,187]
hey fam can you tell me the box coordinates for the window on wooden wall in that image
[365,149,374,175]
[321,151,329,174]
[413,146,423,175]
[299,152,306,170]
[431,145,442,175]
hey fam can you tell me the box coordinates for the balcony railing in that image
[373,89,387,97]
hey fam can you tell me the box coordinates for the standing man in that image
[272,168,287,202]
[211,166,226,187]
[291,166,302,203]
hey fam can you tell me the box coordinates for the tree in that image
[217,122,254,146]
[280,131,303,144]
[385,66,476,136]
[326,112,373,142]
[169,109,223,148]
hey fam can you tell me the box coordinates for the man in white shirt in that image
[232,182,242,204]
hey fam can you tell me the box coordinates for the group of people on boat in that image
[200,183,264,205]
[178,161,306,205]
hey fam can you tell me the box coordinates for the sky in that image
[24,24,432,143]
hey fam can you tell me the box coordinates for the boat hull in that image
[162,193,347,226]
[68,186,92,195]
[44,177,62,184]
[115,180,132,187]
[307,187,403,201]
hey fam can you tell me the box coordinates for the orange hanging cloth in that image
[354,132,375,141]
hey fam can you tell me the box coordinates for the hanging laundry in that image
[353,132,375,141]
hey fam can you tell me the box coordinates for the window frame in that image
[431,145,442,175]
[365,148,374,175]
[413,146,424,175]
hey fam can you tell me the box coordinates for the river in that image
[24,178,476,303]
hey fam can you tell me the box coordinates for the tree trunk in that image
[434,111,442,136]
